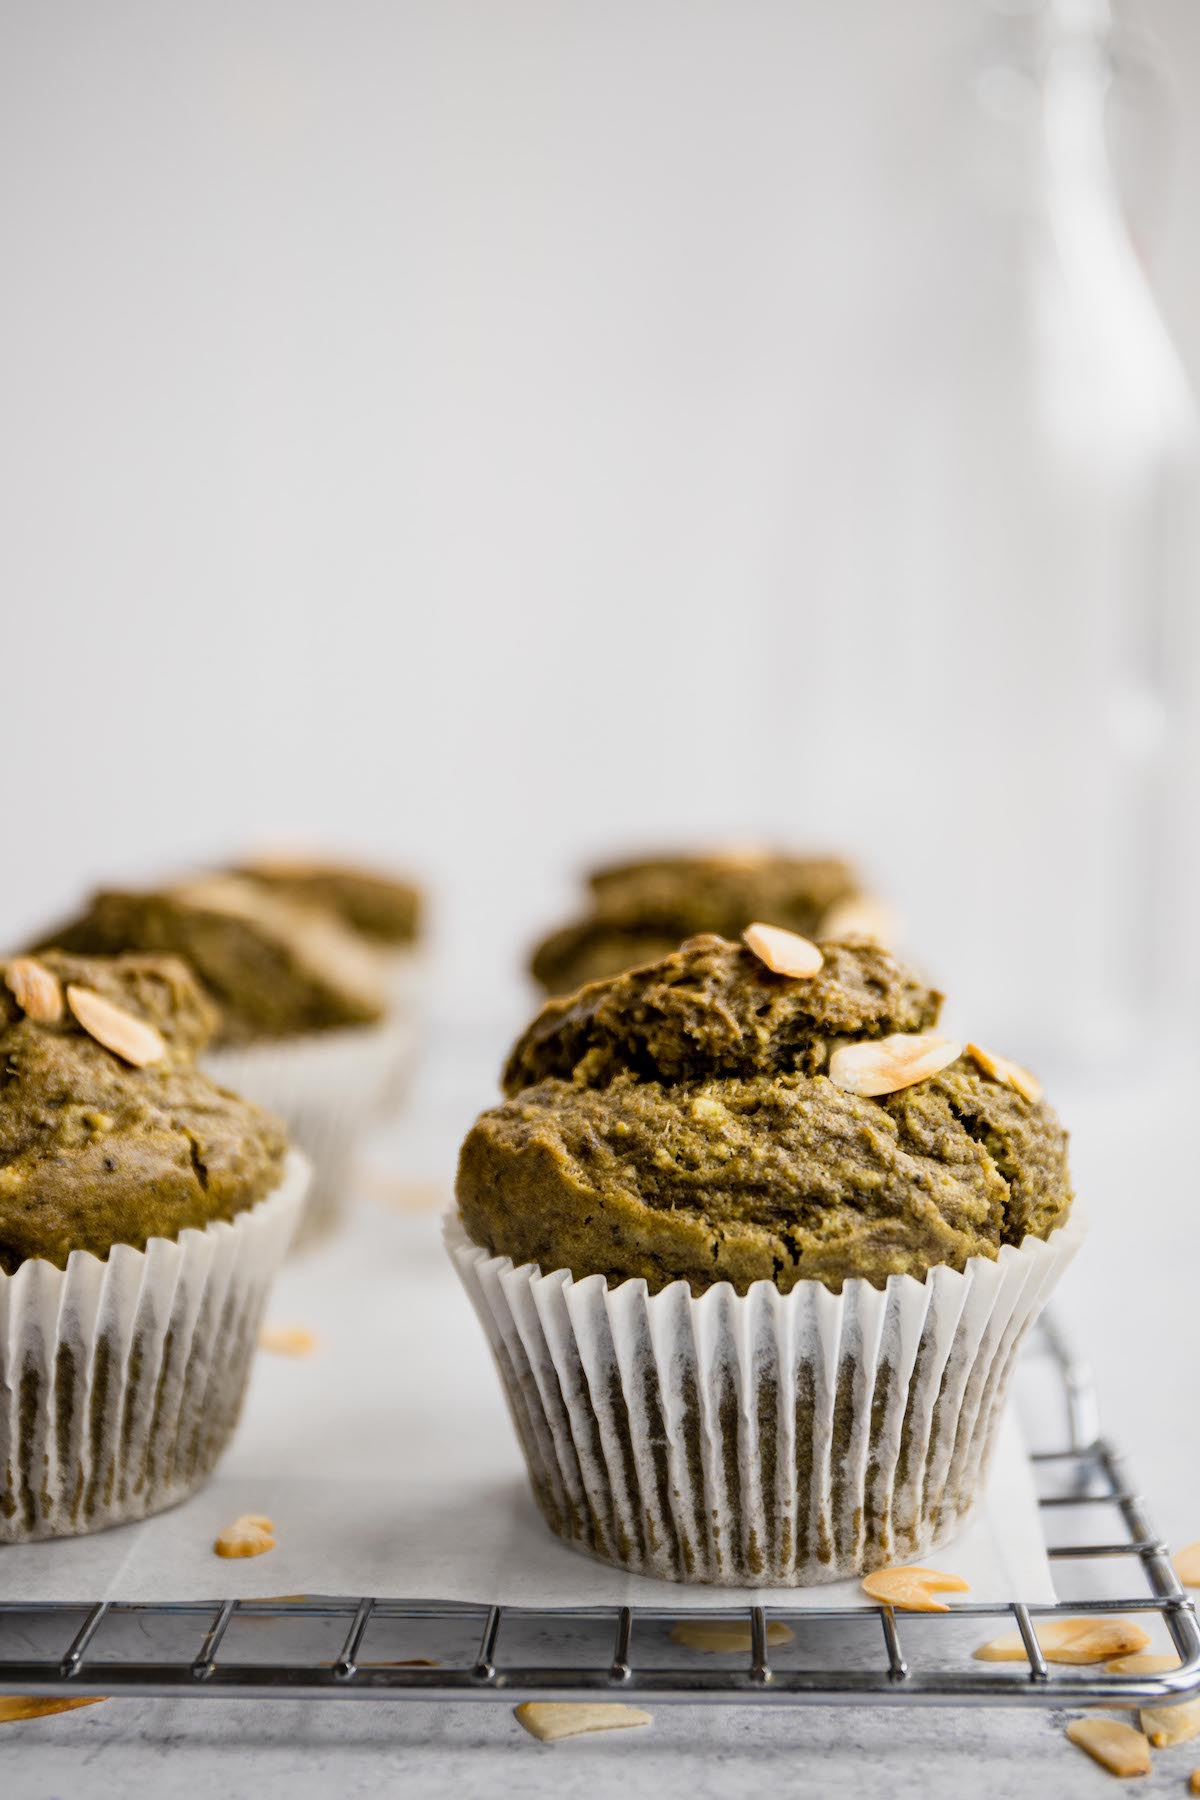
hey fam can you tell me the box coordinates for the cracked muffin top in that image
[233,854,422,947]
[458,933,1073,1295]
[35,876,388,1045]
[529,849,874,995]
[0,951,289,1271]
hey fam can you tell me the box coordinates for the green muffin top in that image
[36,876,388,1045]
[0,951,289,1271]
[529,848,876,994]
[458,932,1073,1295]
[233,854,422,946]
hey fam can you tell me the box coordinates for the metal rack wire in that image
[2,1315,1197,1711]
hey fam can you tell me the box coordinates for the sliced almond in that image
[820,895,896,946]
[214,1514,276,1558]
[4,958,64,1023]
[0,1696,106,1725]
[861,1566,970,1612]
[1142,1697,1200,1749]
[66,986,165,1068]
[975,1618,1151,1665]
[669,1619,795,1654]
[1175,1543,1200,1587]
[1189,1769,1200,1794]
[966,1042,1043,1103]
[830,1032,962,1099]
[743,922,823,979]
[1103,1652,1182,1711]
[1108,1652,1181,1677]
[514,1702,652,1744]
[1066,1716,1152,1777]
[258,1325,318,1357]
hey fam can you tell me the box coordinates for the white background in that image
[3,0,1199,1043]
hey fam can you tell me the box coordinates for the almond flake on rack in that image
[742,923,823,979]
[829,1032,961,1098]
[1175,1542,1200,1587]
[974,1617,1150,1664]
[4,958,64,1023]
[66,986,166,1067]
[258,1325,318,1357]
[860,1566,970,1613]
[966,1042,1043,1103]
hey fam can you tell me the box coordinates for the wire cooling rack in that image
[1,1315,1197,1711]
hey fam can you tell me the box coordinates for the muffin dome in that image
[0,950,289,1270]
[233,854,421,946]
[458,934,1073,1294]
[36,876,387,1044]
[529,850,869,994]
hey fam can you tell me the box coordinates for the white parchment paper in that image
[0,1201,1056,1606]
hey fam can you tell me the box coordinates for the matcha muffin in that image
[232,853,422,953]
[35,877,407,1242]
[450,929,1081,1586]
[0,951,306,1541]
[231,853,426,1113]
[530,849,889,994]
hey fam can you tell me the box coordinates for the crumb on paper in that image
[214,1514,276,1558]
[258,1325,318,1356]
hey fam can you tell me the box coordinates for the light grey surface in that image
[3,1695,1198,1800]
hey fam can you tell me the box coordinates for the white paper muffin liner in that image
[0,1152,308,1543]
[204,1017,414,1244]
[447,1211,1084,1586]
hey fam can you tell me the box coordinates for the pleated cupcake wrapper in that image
[204,1015,415,1245]
[0,1152,308,1544]
[447,1212,1084,1586]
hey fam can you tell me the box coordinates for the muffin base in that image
[446,1213,1083,1586]
[0,1152,307,1543]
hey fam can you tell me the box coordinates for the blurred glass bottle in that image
[893,0,1197,1072]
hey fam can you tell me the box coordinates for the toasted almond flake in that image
[0,1695,106,1725]
[966,1042,1043,1103]
[1065,1716,1152,1778]
[258,1325,318,1357]
[66,986,165,1068]
[975,1618,1151,1665]
[514,1703,652,1743]
[1108,1652,1182,1677]
[820,895,896,946]
[1190,1768,1200,1794]
[830,1032,962,1099]
[1142,1697,1200,1749]
[1175,1543,1200,1587]
[743,922,823,979]
[669,1619,795,1654]
[861,1566,970,1613]
[4,958,64,1023]
[214,1514,276,1558]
